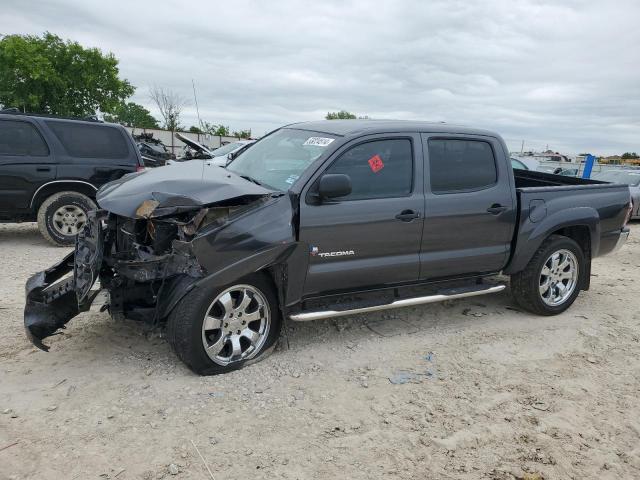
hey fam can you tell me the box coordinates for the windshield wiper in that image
[239,174,263,186]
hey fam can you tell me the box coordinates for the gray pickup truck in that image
[25,120,632,375]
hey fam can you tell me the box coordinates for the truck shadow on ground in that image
[40,291,521,374]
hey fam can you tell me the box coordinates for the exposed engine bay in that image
[24,160,283,351]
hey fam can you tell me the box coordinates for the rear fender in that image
[504,207,599,275]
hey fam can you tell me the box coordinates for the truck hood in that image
[175,132,214,155]
[96,160,273,218]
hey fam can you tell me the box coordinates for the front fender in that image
[504,206,599,274]
[158,243,300,319]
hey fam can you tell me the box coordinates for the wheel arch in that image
[157,244,297,321]
[31,181,98,212]
[548,225,593,290]
[505,207,599,277]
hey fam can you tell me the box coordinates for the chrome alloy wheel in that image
[201,285,271,366]
[52,205,87,236]
[539,249,579,306]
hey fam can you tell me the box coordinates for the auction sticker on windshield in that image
[303,137,335,147]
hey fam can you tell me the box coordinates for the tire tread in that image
[37,191,95,246]
[166,274,281,375]
[511,234,583,316]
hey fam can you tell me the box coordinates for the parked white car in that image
[207,140,256,166]
[168,135,255,166]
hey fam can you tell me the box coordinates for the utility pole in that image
[521,140,524,153]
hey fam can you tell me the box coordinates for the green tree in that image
[212,125,230,136]
[199,121,229,136]
[232,129,252,139]
[0,32,134,117]
[325,110,357,120]
[621,152,639,159]
[188,125,203,134]
[104,102,159,128]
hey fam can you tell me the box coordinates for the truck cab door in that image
[0,119,54,213]
[299,134,425,297]
[419,134,516,279]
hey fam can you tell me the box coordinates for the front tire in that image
[511,235,584,315]
[167,274,281,375]
[37,191,96,246]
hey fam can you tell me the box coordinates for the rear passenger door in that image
[0,119,54,212]
[299,135,424,296]
[420,134,516,279]
[43,121,138,187]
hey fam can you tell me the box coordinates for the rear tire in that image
[167,273,282,375]
[511,235,584,315]
[37,191,96,246]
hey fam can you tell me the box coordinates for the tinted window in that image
[46,121,129,159]
[428,139,497,193]
[0,120,49,156]
[326,139,413,200]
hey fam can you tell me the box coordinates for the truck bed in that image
[514,169,605,189]
[505,169,631,275]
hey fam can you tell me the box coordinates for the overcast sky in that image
[4,0,639,154]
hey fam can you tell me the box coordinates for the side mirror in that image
[318,173,352,200]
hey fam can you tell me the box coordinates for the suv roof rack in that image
[0,108,103,123]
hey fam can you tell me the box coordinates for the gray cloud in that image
[4,0,639,154]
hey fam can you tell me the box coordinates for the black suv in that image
[0,111,143,245]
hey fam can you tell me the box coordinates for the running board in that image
[289,284,506,322]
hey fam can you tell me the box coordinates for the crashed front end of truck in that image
[24,162,281,351]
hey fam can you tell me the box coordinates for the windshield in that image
[212,142,245,157]
[592,170,640,186]
[227,128,337,190]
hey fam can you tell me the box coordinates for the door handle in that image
[395,209,421,222]
[36,167,51,172]
[486,204,508,215]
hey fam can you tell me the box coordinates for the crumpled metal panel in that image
[96,160,272,218]
[23,252,91,351]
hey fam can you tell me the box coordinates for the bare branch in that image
[149,86,187,132]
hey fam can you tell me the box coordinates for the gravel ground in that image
[1,222,639,480]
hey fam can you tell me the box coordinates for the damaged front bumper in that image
[24,210,105,351]
[24,253,83,350]
[24,209,205,351]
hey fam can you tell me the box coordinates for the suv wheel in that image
[511,235,584,315]
[37,191,96,246]
[167,274,282,375]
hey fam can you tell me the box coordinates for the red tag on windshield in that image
[368,154,384,173]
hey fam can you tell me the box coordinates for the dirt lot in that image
[1,223,639,480]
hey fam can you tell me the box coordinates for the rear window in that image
[428,139,497,193]
[46,121,129,159]
[0,120,49,156]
